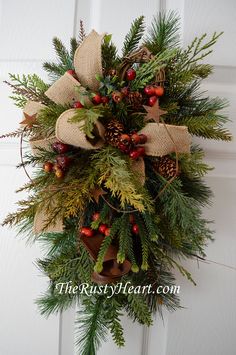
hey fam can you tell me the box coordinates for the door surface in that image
[0,1,236,355]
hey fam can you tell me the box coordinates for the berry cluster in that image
[81,212,110,238]
[118,132,148,160]
[81,212,140,239]
[143,85,164,106]
[43,141,72,179]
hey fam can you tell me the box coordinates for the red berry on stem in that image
[98,224,108,234]
[56,155,71,170]
[101,96,109,105]
[104,228,111,236]
[67,69,76,76]
[131,133,141,145]
[120,134,131,145]
[92,94,102,105]
[52,141,70,154]
[118,142,130,154]
[73,101,84,108]
[43,161,53,173]
[129,149,140,160]
[138,134,148,144]
[144,85,155,96]
[148,96,158,106]
[154,86,164,97]
[92,212,100,221]
[137,146,146,157]
[81,227,94,238]
[132,224,139,235]
[126,68,136,81]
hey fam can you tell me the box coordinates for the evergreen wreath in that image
[2,12,232,354]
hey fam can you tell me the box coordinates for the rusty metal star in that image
[91,188,107,204]
[143,100,167,124]
[20,112,37,128]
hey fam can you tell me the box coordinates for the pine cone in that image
[127,91,143,108]
[153,156,179,178]
[104,119,124,147]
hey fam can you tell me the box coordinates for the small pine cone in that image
[104,119,124,147]
[128,91,143,108]
[153,156,179,178]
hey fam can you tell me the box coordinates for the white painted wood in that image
[0,1,78,354]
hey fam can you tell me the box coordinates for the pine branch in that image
[145,11,180,54]
[125,293,153,326]
[76,297,108,355]
[122,16,145,57]
[78,20,86,44]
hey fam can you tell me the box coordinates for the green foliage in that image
[92,146,152,211]
[102,35,119,73]
[131,48,176,90]
[43,37,77,81]
[145,11,180,54]
[5,73,50,108]
[69,105,109,138]
[122,16,145,57]
[125,293,153,326]
[117,214,132,263]
[76,297,109,355]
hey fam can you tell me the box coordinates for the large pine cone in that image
[127,91,143,108]
[153,156,179,178]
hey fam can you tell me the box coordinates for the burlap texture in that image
[23,100,45,116]
[56,109,105,149]
[139,123,191,157]
[34,208,64,234]
[30,136,56,156]
[45,72,81,105]
[74,30,105,91]
[130,158,145,186]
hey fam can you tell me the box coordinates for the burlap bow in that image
[22,30,191,234]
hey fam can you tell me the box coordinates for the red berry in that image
[129,149,140,160]
[144,85,155,96]
[92,212,100,221]
[52,141,70,154]
[81,227,94,238]
[101,96,109,105]
[56,155,71,170]
[121,87,129,97]
[126,68,136,81]
[104,228,111,236]
[131,133,141,145]
[98,224,108,234]
[118,142,130,154]
[43,161,53,173]
[132,224,139,235]
[137,146,146,157]
[120,134,131,145]
[148,96,158,106]
[154,86,164,97]
[67,69,76,76]
[73,101,84,108]
[139,134,148,144]
[92,94,102,105]
[129,214,135,224]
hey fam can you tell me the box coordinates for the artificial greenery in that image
[2,12,232,355]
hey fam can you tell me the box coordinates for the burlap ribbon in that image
[22,30,191,234]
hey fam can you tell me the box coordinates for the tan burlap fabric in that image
[130,158,145,186]
[23,100,45,116]
[139,123,191,156]
[45,72,82,105]
[56,109,105,149]
[34,208,64,234]
[74,30,105,91]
